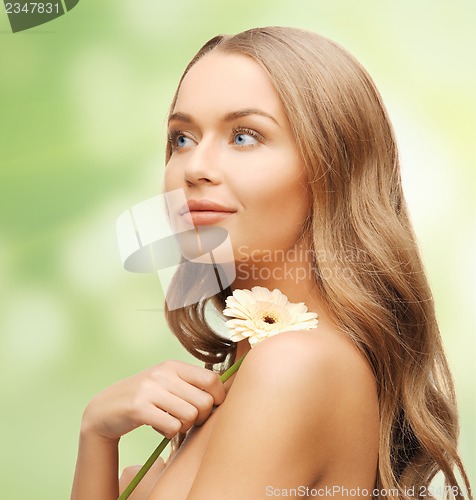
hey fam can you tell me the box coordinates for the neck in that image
[230,239,335,361]
[232,239,319,303]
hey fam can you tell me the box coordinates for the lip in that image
[179,199,237,226]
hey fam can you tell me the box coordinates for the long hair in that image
[164,27,471,499]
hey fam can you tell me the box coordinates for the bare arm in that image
[71,427,119,500]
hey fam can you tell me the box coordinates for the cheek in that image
[237,162,310,247]
[243,161,309,220]
[163,165,179,191]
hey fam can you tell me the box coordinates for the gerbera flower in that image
[222,286,319,346]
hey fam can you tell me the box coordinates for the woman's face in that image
[164,51,311,262]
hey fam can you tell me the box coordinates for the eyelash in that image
[167,127,264,150]
[167,129,186,149]
[231,127,263,145]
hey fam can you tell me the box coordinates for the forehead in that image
[173,52,285,118]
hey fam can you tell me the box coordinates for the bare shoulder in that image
[238,326,378,411]
[177,326,380,499]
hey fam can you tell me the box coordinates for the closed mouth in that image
[179,199,236,215]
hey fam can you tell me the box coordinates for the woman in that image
[71,27,471,499]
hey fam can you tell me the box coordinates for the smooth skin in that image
[71,52,379,499]
[148,328,379,499]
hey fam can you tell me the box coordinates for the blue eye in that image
[232,128,260,146]
[176,135,194,148]
[168,130,194,151]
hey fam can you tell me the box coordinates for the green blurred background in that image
[0,1,474,498]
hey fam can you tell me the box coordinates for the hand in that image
[81,360,226,441]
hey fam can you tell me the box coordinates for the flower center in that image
[262,314,277,324]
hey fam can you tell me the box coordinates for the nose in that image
[183,138,223,187]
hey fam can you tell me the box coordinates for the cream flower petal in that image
[286,320,318,332]
[224,290,262,319]
[249,286,271,301]
[270,288,289,307]
[221,286,319,347]
[285,302,308,315]
[299,312,319,322]
[224,298,250,314]
[232,289,257,306]
[230,332,247,342]
[223,306,251,320]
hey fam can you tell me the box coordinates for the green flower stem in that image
[218,351,247,383]
[118,352,248,500]
[118,435,171,500]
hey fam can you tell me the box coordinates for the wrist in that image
[80,424,120,446]
[80,408,120,445]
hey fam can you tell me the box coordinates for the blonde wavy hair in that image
[164,27,471,499]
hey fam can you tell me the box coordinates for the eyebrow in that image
[168,108,280,126]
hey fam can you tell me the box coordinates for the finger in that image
[164,382,216,426]
[173,363,226,405]
[139,403,183,439]
[149,391,202,433]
